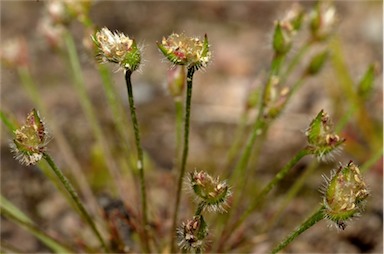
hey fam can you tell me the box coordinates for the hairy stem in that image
[42,153,108,252]
[124,70,150,253]
[170,67,195,252]
[271,206,324,254]
[220,148,309,252]
[174,98,184,170]
[236,149,310,233]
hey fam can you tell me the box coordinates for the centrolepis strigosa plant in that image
[1,1,379,253]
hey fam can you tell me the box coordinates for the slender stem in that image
[280,41,312,85]
[170,67,195,252]
[219,148,309,252]
[174,97,184,169]
[42,153,108,252]
[195,202,206,216]
[271,206,324,254]
[1,207,74,253]
[224,111,249,173]
[263,160,319,232]
[17,66,100,221]
[360,146,383,173]
[64,30,133,211]
[235,149,310,232]
[124,70,150,253]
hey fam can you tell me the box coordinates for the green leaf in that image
[0,195,73,253]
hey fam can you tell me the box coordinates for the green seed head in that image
[189,171,231,213]
[322,161,369,229]
[177,215,208,251]
[11,109,49,166]
[305,110,345,160]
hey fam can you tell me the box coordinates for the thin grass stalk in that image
[124,70,150,253]
[224,111,249,174]
[263,160,318,233]
[234,149,310,232]
[174,98,183,170]
[360,146,383,173]
[216,54,287,251]
[63,30,131,205]
[280,42,312,85]
[0,207,74,253]
[170,67,195,252]
[330,37,380,150]
[271,206,324,254]
[16,67,99,217]
[219,149,309,252]
[97,64,139,198]
[42,153,108,252]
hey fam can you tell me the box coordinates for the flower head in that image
[0,37,29,68]
[309,2,337,42]
[272,3,304,55]
[321,161,369,230]
[305,110,345,160]
[157,33,211,71]
[10,109,49,166]
[45,0,91,25]
[92,27,141,72]
[177,215,208,251]
[188,170,231,213]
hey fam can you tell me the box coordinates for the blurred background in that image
[1,1,382,253]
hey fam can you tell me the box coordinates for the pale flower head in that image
[92,27,141,72]
[157,33,211,71]
[10,109,50,166]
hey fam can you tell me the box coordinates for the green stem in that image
[42,153,108,252]
[170,67,195,252]
[263,160,318,232]
[124,70,150,253]
[361,146,383,173]
[236,149,310,231]
[0,207,74,253]
[17,66,100,219]
[195,202,206,216]
[64,30,131,205]
[219,148,309,252]
[174,98,184,169]
[224,111,249,173]
[280,41,312,85]
[271,206,324,254]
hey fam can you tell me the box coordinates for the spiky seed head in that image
[322,161,369,230]
[177,215,208,251]
[188,170,231,213]
[305,110,345,160]
[157,33,211,71]
[10,109,49,166]
[92,27,141,72]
